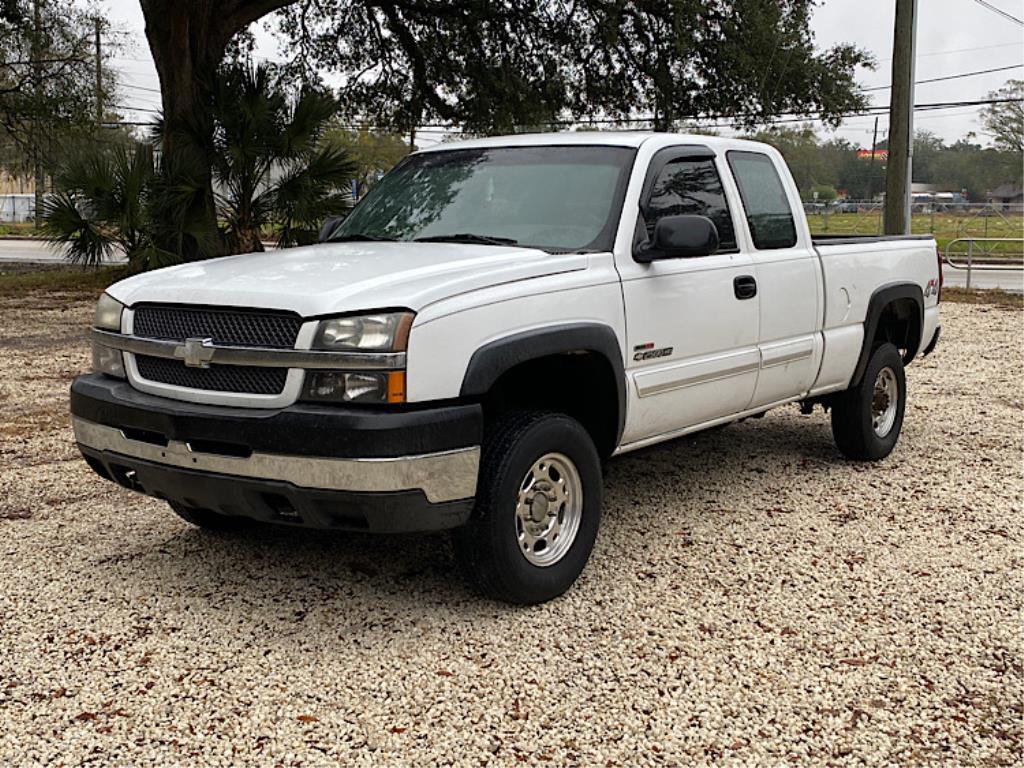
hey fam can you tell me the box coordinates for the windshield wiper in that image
[328,233,397,242]
[414,233,519,246]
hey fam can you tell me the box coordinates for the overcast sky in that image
[105,0,1024,148]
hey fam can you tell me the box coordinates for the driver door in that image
[618,148,760,446]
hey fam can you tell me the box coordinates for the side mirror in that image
[634,214,720,263]
[318,215,346,243]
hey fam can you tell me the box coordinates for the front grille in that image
[130,304,300,396]
[133,305,302,349]
[136,355,288,395]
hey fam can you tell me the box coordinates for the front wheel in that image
[453,412,603,604]
[831,342,906,461]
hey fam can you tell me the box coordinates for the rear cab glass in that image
[726,151,798,250]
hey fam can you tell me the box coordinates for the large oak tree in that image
[140,0,871,245]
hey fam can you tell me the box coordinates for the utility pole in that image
[32,0,43,228]
[884,0,918,234]
[867,116,879,201]
[94,17,103,126]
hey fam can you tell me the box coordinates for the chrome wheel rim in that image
[515,452,583,567]
[871,366,899,438]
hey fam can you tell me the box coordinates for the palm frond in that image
[282,89,340,157]
[40,191,118,267]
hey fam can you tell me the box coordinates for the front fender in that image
[459,323,626,444]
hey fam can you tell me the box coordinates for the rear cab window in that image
[641,154,738,253]
[726,151,798,250]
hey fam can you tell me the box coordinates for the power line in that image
[513,97,1024,129]
[972,0,1024,25]
[914,108,991,121]
[862,63,1023,91]
[99,96,1022,132]
[120,82,162,95]
[876,40,1022,62]
[111,103,161,114]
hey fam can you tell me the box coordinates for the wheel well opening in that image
[874,298,921,362]
[481,351,620,459]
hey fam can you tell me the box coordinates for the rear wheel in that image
[453,411,602,604]
[831,343,906,461]
[168,502,249,531]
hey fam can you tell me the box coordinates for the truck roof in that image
[416,131,771,154]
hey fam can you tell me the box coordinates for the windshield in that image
[328,145,636,253]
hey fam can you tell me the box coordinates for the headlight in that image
[312,311,413,352]
[304,310,412,403]
[302,371,406,403]
[92,293,126,378]
[94,293,124,332]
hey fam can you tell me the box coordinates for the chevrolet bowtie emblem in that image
[175,337,216,368]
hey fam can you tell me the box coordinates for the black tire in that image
[453,411,603,605]
[831,342,906,461]
[168,501,249,531]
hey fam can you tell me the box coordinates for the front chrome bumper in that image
[72,416,479,504]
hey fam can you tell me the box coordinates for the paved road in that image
[2,238,1021,292]
[0,238,126,264]
[943,265,1023,292]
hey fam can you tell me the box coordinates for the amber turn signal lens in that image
[386,371,406,403]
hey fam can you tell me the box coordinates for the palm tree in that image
[41,144,151,267]
[211,63,356,252]
[43,62,356,268]
[41,142,220,269]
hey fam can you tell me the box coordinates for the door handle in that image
[734,275,757,300]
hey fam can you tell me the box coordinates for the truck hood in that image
[107,241,589,317]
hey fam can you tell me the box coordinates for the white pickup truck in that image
[71,133,941,603]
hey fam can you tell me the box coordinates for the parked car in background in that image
[832,199,865,214]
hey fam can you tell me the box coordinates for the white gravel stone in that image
[0,296,1021,766]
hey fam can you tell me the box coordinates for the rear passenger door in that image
[727,150,823,408]
[618,148,760,446]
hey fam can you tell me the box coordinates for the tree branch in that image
[224,0,296,33]
[368,1,457,121]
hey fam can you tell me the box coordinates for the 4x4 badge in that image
[175,337,216,368]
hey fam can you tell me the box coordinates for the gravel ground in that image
[0,295,1021,767]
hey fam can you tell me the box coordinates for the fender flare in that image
[459,323,626,444]
[851,282,923,386]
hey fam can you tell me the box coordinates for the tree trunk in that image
[135,0,309,260]
[139,0,294,258]
[234,226,265,253]
[141,0,227,255]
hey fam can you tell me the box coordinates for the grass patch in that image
[0,265,132,297]
[942,287,1023,308]
[0,222,42,237]
[807,211,1024,258]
